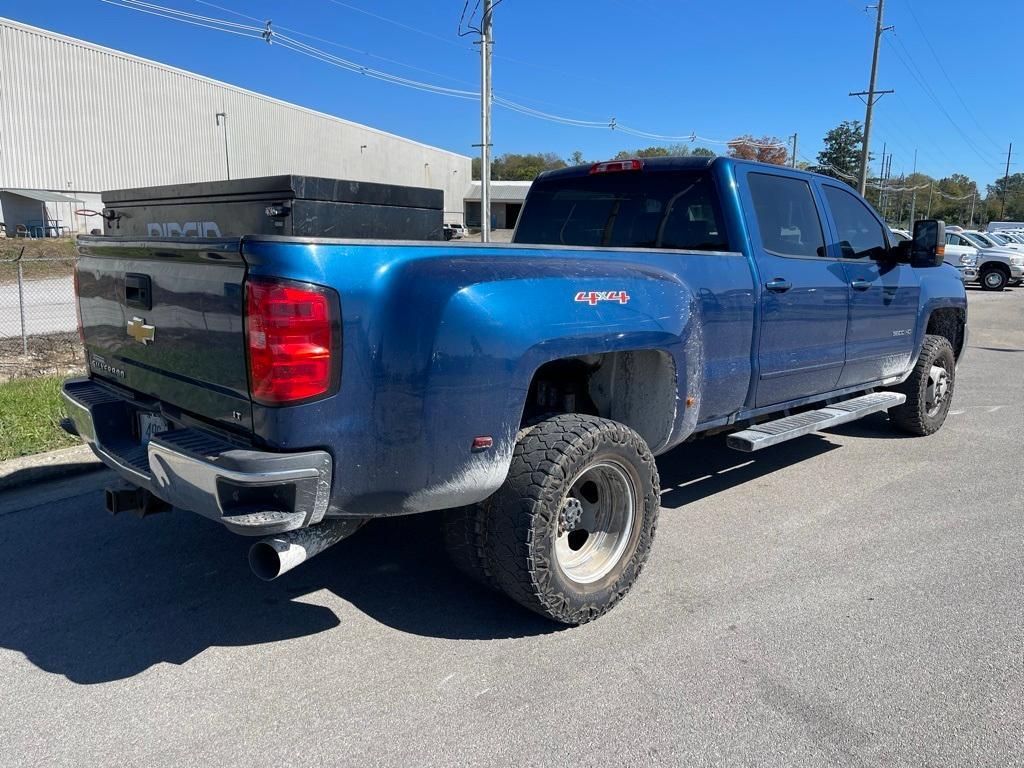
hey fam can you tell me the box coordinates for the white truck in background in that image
[945,227,1024,290]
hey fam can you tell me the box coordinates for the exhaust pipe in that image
[248,518,364,581]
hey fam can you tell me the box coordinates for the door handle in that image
[764,278,792,293]
[850,278,872,291]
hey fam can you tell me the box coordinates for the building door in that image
[505,203,523,229]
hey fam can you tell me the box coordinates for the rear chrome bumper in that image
[61,378,332,536]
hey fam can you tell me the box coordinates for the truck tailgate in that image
[76,237,252,429]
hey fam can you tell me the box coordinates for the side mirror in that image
[911,219,946,267]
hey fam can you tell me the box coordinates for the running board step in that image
[726,392,907,452]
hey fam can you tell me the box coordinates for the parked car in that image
[982,232,1024,283]
[61,157,967,625]
[442,222,466,240]
[987,221,1024,233]
[948,230,1024,289]
[969,229,1024,252]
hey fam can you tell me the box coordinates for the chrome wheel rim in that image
[984,272,1003,288]
[925,364,950,417]
[554,459,636,585]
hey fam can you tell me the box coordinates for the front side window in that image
[513,171,730,251]
[747,173,826,258]
[962,232,988,249]
[823,185,887,259]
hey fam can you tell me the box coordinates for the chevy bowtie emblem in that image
[126,317,156,344]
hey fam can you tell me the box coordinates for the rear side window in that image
[748,173,825,258]
[513,171,730,251]
[823,185,887,259]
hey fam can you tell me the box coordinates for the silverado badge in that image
[127,316,156,344]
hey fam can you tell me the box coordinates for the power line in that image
[843,0,1003,175]
[325,0,611,87]
[102,0,787,152]
[884,33,1003,171]
[192,0,605,115]
[902,0,1003,153]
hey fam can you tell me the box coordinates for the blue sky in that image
[4,0,1020,189]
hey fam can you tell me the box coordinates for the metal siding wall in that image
[0,19,472,220]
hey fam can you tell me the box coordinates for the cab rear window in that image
[513,171,730,252]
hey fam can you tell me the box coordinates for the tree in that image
[568,150,587,166]
[727,135,789,165]
[471,152,567,180]
[985,172,1024,221]
[690,146,716,157]
[613,144,690,160]
[810,120,864,182]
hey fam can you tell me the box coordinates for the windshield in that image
[513,170,730,251]
[962,232,991,249]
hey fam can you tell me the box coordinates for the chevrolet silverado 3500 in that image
[62,158,967,624]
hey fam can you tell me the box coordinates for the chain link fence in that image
[0,238,85,382]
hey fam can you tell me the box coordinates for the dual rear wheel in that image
[443,414,660,625]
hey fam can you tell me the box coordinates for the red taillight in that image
[589,159,644,175]
[245,278,339,405]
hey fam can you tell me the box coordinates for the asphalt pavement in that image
[0,287,1021,767]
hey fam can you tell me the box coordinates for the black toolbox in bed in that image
[100,175,444,240]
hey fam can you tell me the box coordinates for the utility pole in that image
[851,0,894,196]
[969,190,977,227]
[877,142,886,209]
[215,112,230,180]
[789,133,798,168]
[999,142,1012,220]
[476,0,494,242]
[926,179,934,217]
[908,148,918,226]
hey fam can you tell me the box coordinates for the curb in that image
[0,444,106,493]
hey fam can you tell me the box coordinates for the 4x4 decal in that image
[574,290,631,306]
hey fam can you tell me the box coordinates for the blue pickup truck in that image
[62,157,967,625]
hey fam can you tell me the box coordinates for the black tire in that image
[441,501,496,590]
[483,414,660,625]
[980,266,1008,291]
[889,334,955,436]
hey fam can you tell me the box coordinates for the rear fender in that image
[375,255,700,513]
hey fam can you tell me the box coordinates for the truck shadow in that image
[657,433,839,510]
[0,432,850,685]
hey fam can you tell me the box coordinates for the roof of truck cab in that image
[535,156,858,189]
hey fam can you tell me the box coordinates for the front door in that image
[742,169,851,407]
[820,183,921,387]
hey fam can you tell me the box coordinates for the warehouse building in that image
[464,181,532,231]
[0,17,473,237]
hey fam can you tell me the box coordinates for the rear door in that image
[76,237,252,428]
[740,168,851,407]
[819,183,920,387]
